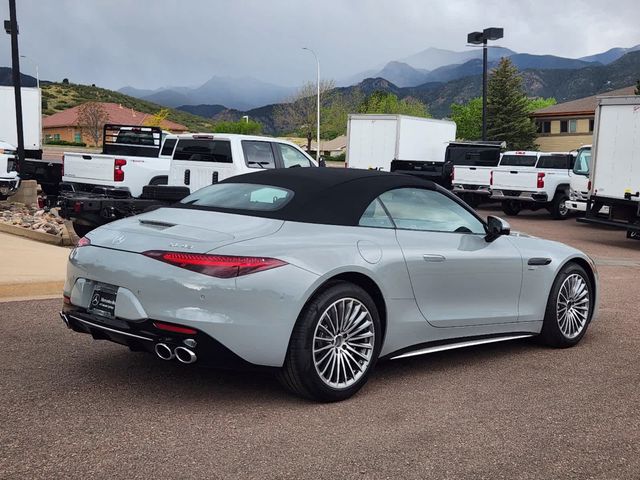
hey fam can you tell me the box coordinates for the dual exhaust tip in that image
[154,343,197,364]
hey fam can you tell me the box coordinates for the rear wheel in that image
[278,281,381,402]
[72,222,92,238]
[501,200,521,216]
[538,262,593,348]
[549,193,569,219]
[0,194,8,202]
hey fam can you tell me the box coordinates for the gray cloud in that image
[1,0,638,89]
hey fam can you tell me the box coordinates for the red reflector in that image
[153,321,197,335]
[143,251,287,278]
[74,201,82,213]
[76,236,91,247]
[63,295,71,305]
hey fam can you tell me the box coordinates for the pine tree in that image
[487,58,538,150]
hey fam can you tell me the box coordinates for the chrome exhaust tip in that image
[174,346,197,364]
[59,312,70,328]
[154,343,175,361]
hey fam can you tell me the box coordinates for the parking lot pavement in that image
[1,211,639,479]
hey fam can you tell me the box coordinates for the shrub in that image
[44,140,87,147]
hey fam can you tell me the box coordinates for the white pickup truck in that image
[0,140,19,200]
[450,141,503,206]
[60,133,317,235]
[490,150,574,219]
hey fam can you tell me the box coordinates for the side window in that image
[173,140,232,163]
[359,199,394,229]
[242,141,276,169]
[160,138,177,156]
[276,143,312,168]
[378,188,485,234]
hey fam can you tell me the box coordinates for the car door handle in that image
[423,254,446,262]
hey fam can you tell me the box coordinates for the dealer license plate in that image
[88,284,118,318]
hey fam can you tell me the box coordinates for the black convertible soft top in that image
[217,167,438,226]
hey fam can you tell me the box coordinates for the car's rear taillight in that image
[142,251,287,278]
[489,171,493,186]
[76,237,91,247]
[114,158,126,182]
[537,172,545,188]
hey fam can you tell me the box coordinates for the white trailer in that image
[580,96,640,238]
[346,114,456,185]
[0,86,42,154]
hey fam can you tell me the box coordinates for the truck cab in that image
[567,145,591,213]
[0,140,19,200]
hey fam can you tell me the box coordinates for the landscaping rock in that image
[0,202,68,237]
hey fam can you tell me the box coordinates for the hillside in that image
[40,83,215,131]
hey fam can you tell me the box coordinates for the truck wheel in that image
[72,222,92,238]
[549,193,569,220]
[501,200,521,216]
[464,193,480,208]
[0,194,8,202]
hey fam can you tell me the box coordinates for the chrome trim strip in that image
[68,314,154,342]
[390,334,534,360]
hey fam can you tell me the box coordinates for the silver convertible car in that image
[60,168,598,401]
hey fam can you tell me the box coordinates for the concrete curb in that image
[0,222,73,246]
[0,281,64,302]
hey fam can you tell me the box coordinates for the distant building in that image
[281,135,347,158]
[42,102,188,145]
[530,86,636,152]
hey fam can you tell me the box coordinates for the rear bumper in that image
[566,200,587,212]
[453,185,491,195]
[60,306,262,370]
[491,190,548,203]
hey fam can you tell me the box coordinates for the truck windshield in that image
[573,148,591,176]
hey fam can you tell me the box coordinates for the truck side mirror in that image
[485,215,510,242]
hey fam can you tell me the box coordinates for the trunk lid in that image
[87,207,284,254]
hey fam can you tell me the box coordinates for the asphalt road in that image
[1,207,639,479]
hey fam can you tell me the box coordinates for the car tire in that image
[549,193,570,220]
[501,200,521,216]
[537,262,594,348]
[277,281,382,402]
[0,194,8,201]
[72,222,92,238]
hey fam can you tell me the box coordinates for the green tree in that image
[212,119,262,135]
[635,79,640,95]
[450,96,556,141]
[450,97,483,140]
[487,58,538,150]
[358,91,429,117]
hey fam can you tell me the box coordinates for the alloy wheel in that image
[312,298,375,389]
[556,273,590,339]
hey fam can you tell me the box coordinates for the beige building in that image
[531,86,636,152]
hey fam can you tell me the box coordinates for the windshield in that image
[573,148,591,176]
[180,183,294,211]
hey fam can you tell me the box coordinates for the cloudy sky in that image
[1,0,638,90]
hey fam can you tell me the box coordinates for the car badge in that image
[91,293,101,307]
[111,234,126,245]
[169,242,194,249]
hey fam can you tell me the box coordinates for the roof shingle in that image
[531,86,637,117]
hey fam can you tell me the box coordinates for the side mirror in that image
[318,156,327,168]
[485,215,510,242]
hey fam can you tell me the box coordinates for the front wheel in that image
[501,200,521,216]
[278,281,381,402]
[537,262,594,348]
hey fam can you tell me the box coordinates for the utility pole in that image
[467,27,504,141]
[303,47,320,161]
[5,0,25,170]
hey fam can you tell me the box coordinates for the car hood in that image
[87,207,284,254]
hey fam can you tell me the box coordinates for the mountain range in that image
[119,44,640,110]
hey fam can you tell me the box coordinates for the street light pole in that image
[303,47,320,161]
[467,27,504,141]
[5,0,25,171]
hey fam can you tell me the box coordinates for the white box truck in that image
[346,114,456,186]
[0,86,42,156]
[579,96,640,238]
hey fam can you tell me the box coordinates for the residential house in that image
[530,86,636,152]
[42,102,188,146]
